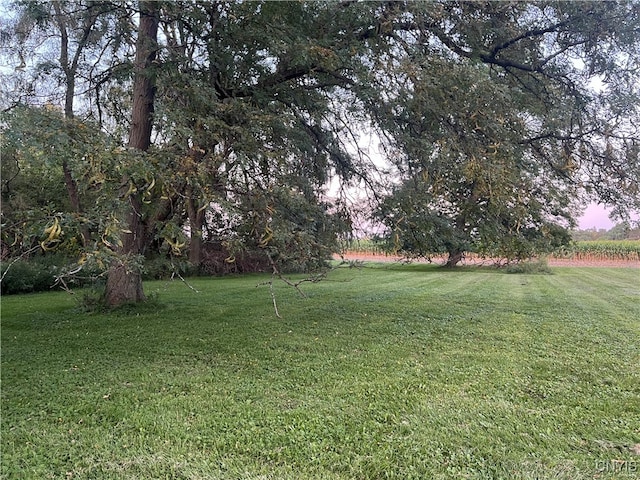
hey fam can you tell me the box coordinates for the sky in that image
[578,204,615,230]
[579,203,640,230]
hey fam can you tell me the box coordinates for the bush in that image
[0,258,56,294]
[200,242,271,276]
[504,258,552,274]
[142,255,195,280]
[0,253,99,295]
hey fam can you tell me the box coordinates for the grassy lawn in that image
[1,264,639,479]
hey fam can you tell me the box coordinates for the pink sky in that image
[578,204,615,230]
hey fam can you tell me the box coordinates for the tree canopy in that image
[2,0,639,302]
[367,1,640,265]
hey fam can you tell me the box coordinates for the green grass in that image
[2,264,639,479]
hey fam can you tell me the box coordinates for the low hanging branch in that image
[169,262,200,294]
[255,252,335,318]
[0,245,41,283]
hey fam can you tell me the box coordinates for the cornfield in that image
[554,240,640,261]
[341,238,640,262]
[339,238,387,256]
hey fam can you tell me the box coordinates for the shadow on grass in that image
[354,260,553,275]
[76,287,167,315]
[361,261,499,274]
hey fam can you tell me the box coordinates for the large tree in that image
[147,0,382,265]
[103,0,158,305]
[367,1,640,265]
[373,59,577,265]
[2,1,387,303]
[2,0,639,300]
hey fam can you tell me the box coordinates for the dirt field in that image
[336,252,640,269]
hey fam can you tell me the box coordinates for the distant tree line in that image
[572,224,640,242]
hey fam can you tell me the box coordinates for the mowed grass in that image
[1,264,639,479]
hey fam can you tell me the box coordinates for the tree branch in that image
[488,20,573,58]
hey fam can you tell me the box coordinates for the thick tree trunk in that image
[187,199,206,268]
[104,1,158,307]
[445,249,464,268]
[104,261,146,306]
[105,193,147,305]
[127,3,158,153]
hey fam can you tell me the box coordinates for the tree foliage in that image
[367,1,640,265]
[2,1,639,302]
[1,105,114,257]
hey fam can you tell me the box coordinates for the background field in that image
[341,239,640,263]
[2,264,639,479]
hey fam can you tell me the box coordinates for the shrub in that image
[200,242,271,275]
[504,258,552,274]
[142,255,195,280]
[0,258,55,294]
[0,253,100,294]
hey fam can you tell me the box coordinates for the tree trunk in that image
[127,3,158,153]
[187,194,206,268]
[62,160,80,211]
[104,1,158,306]
[61,158,90,245]
[104,261,146,306]
[445,249,464,268]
